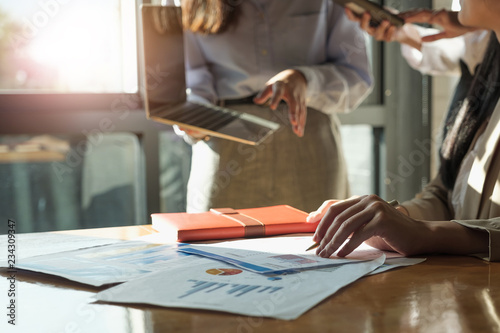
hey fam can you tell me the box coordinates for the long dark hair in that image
[181,0,241,34]
[439,33,500,189]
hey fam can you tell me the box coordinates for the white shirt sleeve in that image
[400,27,490,76]
[295,6,373,114]
[400,26,464,76]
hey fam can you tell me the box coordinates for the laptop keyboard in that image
[155,102,240,131]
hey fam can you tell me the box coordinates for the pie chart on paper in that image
[205,268,243,276]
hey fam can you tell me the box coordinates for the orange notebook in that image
[151,205,318,242]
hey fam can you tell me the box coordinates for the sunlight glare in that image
[27,5,122,92]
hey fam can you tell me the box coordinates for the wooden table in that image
[1,225,499,333]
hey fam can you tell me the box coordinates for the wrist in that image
[289,69,307,86]
[425,220,489,255]
[396,24,422,51]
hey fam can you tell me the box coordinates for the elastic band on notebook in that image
[210,208,265,238]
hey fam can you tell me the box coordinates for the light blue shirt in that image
[184,0,373,115]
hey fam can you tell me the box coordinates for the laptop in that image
[140,4,280,146]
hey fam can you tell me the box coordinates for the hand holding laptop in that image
[175,66,308,141]
[173,124,210,142]
[254,69,308,137]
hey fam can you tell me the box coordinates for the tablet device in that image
[334,0,405,27]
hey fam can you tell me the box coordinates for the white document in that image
[177,235,400,274]
[3,240,190,286]
[370,257,426,275]
[0,232,123,261]
[95,254,385,320]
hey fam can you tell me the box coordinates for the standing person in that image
[344,7,489,108]
[179,0,373,213]
[308,3,500,261]
[344,5,490,173]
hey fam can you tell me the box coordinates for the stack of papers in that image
[1,234,425,320]
[96,254,385,320]
[177,236,401,274]
[11,241,189,286]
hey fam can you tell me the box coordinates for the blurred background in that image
[0,0,459,234]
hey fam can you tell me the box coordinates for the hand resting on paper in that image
[307,195,488,258]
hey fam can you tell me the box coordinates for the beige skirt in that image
[186,103,349,213]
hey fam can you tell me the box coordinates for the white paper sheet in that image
[369,257,427,275]
[1,232,425,288]
[1,240,191,286]
[95,254,385,320]
[0,232,123,262]
[177,235,401,274]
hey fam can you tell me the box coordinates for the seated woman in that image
[308,0,500,262]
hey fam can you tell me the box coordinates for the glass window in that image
[0,0,137,93]
[0,132,144,234]
[340,125,374,196]
[0,1,146,234]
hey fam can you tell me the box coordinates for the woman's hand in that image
[311,195,428,258]
[173,125,209,142]
[401,9,478,42]
[345,8,422,50]
[307,199,342,223]
[254,69,308,137]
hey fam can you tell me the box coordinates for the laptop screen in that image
[141,5,186,111]
[139,5,280,146]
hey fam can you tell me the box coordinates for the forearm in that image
[401,176,454,221]
[400,26,465,76]
[424,220,489,255]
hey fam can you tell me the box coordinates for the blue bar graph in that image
[179,280,219,298]
[179,279,283,299]
[227,284,250,295]
[235,285,260,297]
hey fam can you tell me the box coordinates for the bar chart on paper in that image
[179,279,283,299]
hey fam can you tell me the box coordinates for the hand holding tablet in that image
[334,0,405,27]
